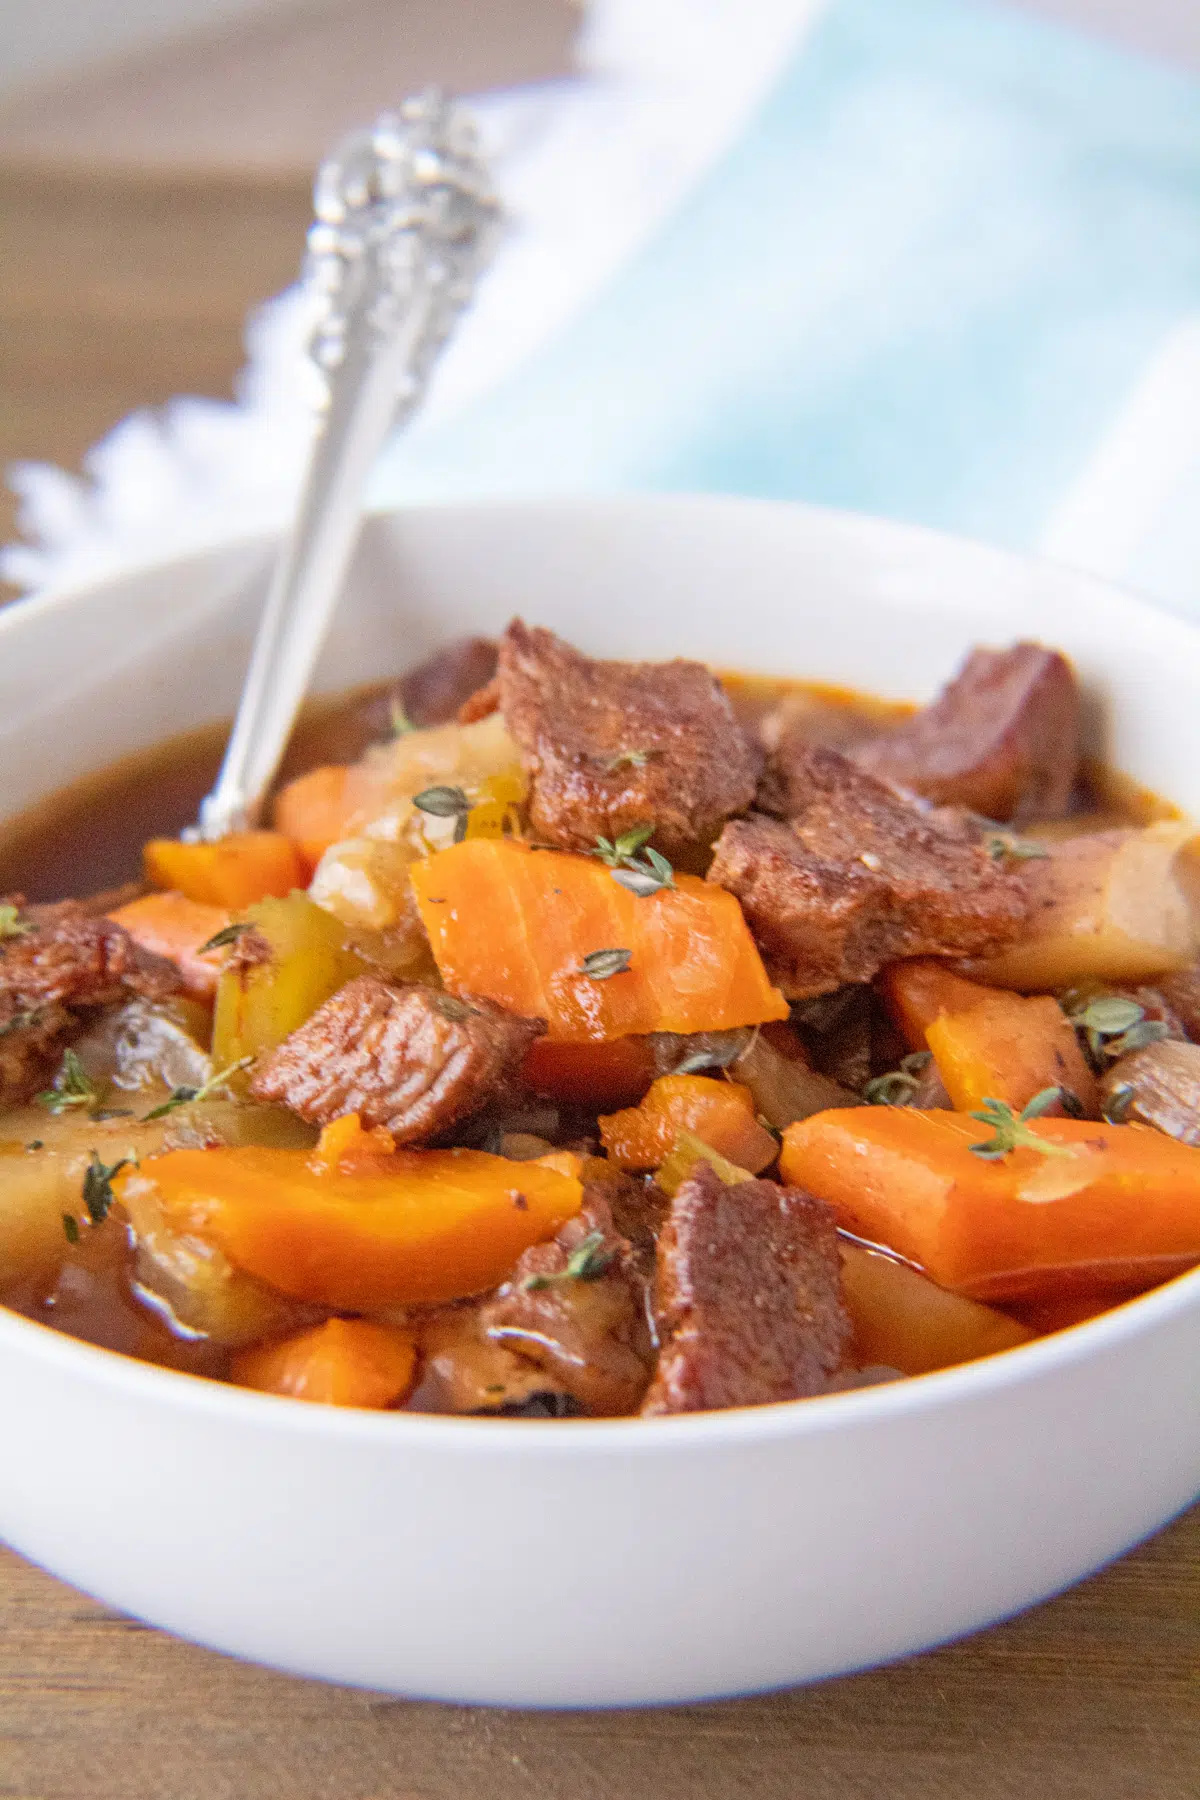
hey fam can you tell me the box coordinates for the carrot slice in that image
[411,839,788,1042]
[232,1318,418,1409]
[780,1107,1200,1303]
[117,1143,582,1310]
[880,958,1097,1116]
[600,1073,778,1174]
[273,764,383,875]
[108,892,229,1001]
[522,1036,660,1109]
[144,831,306,910]
[878,959,996,1050]
[925,993,1096,1116]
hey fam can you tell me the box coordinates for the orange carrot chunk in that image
[522,1035,660,1109]
[116,1140,582,1310]
[925,992,1097,1117]
[780,1107,1200,1304]
[880,957,1097,1115]
[144,831,306,910]
[232,1318,418,1409]
[273,763,383,875]
[411,838,789,1042]
[600,1073,779,1174]
[108,892,230,1001]
[878,958,999,1050]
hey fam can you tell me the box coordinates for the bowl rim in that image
[2,489,1199,1456]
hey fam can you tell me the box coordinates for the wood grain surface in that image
[1,4,1199,1792]
[1,1510,1198,1799]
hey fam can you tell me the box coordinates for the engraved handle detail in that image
[196,93,499,842]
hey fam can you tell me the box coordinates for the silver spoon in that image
[193,92,500,843]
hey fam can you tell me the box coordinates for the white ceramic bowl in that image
[1,495,1199,1706]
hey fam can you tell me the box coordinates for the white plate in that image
[1,494,1198,1706]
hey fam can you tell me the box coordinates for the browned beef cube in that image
[708,748,1028,998]
[641,1164,849,1415]
[481,1194,653,1416]
[497,619,761,856]
[0,995,75,1108]
[847,643,1080,823]
[249,974,544,1142]
[0,900,183,1107]
[1,899,181,1012]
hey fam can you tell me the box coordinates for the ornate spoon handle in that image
[195,94,499,842]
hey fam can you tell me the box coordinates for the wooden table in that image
[1,6,1199,1792]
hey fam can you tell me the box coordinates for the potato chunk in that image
[210,892,368,1071]
[968,823,1200,992]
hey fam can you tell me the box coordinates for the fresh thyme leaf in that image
[603,749,658,773]
[968,1090,1074,1161]
[580,947,632,981]
[413,785,471,819]
[1070,995,1144,1036]
[614,823,655,859]
[643,847,676,887]
[81,1152,130,1226]
[985,834,1050,863]
[0,1006,44,1038]
[1108,1018,1170,1058]
[37,1049,100,1115]
[612,865,666,897]
[1102,1083,1135,1125]
[142,1055,254,1121]
[1065,994,1165,1065]
[198,920,251,955]
[389,697,416,736]
[592,824,655,866]
[62,1213,80,1245]
[25,1140,43,1152]
[0,902,31,940]
[863,1071,919,1106]
[522,1230,616,1291]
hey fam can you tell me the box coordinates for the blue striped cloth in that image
[374,0,1200,600]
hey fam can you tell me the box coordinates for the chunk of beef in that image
[1156,966,1200,1043]
[408,1306,581,1416]
[641,1164,849,1415]
[249,974,544,1142]
[497,619,761,857]
[1099,1040,1200,1144]
[847,643,1080,823]
[0,995,74,1107]
[481,1194,653,1416]
[2,899,181,1011]
[708,748,1028,999]
[0,900,182,1107]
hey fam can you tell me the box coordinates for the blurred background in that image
[2,0,1200,595]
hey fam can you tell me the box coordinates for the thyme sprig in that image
[198,920,252,956]
[1065,994,1170,1066]
[591,825,676,896]
[37,1050,100,1116]
[985,834,1049,864]
[862,1051,932,1107]
[413,785,472,842]
[969,1089,1074,1161]
[522,1230,616,1291]
[0,902,31,941]
[142,1055,254,1121]
[580,947,632,981]
[79,1152,132,1230]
